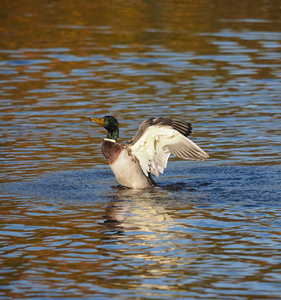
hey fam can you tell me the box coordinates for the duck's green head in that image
[89,115,119,141]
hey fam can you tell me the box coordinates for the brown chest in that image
[101,140,124,164]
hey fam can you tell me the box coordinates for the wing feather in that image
[130,117,192,144]
[129,124,208,177]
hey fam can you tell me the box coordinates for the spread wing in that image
[130,117,193,142]
[129,117,209,177]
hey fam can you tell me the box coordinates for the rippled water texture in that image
[1,0,281,299]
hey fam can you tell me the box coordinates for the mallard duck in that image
[89,116,209,189]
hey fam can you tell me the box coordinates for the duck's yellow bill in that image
[89,117,105,126]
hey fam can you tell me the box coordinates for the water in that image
[1,0,281,299]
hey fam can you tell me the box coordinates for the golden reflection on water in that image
[1,0,281,183]
[1,178,280,298]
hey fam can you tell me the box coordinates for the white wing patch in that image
[130,126,209,177]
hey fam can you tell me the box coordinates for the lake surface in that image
[1,0,281,299]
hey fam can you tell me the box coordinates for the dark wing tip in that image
[152,117,192,137]
[171,119,192,137]
[130,117,193,144]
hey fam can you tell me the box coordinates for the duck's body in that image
[101,138,154,189]
[90,116,209,189]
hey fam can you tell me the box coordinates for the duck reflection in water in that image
[103,188,173,235]
[100,188,201,276]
